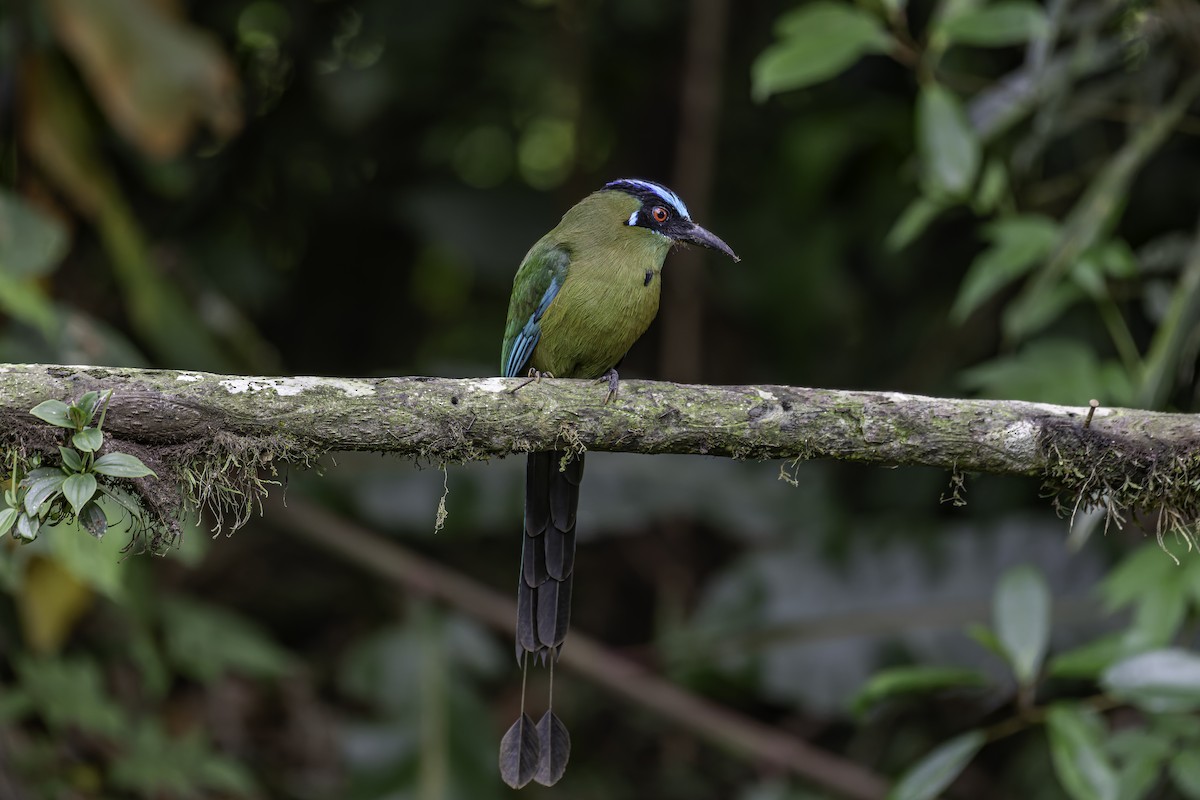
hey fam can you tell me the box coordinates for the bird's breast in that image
[531,250,664,379]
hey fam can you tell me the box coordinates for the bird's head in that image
[602,178,740,262]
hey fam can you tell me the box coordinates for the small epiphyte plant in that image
[0,391,156,543]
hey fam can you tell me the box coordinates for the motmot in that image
[498,178,738,787]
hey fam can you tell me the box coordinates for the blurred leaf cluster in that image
[754,0,1200,409]
[0,517,288,798]
[855,555,1200,800]
[2,0,1200,797]
[745,0,1200,795]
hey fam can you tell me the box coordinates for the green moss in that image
[1039,418,1200,556]
[555,423,586,468]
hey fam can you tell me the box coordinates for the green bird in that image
[498,178,738,788]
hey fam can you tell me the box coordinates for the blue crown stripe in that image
[603,178,691,220]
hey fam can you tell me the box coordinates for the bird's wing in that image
[501,243,571,377]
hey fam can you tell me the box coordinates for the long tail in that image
[516,450,582,661]
[500,450,580,789]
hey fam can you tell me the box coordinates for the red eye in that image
[651,206,669,223]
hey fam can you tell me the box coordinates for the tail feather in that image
[524,454,550,537]
[517,450,582,660]
[536,577,573,650]
[543,526,575,582]
[515,578,538,658]
[522,530,548,586]
[548,456,582,531]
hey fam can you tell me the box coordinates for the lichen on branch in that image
[0,363,1196,546]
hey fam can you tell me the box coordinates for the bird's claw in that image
[598,368,619,404]
[512,369,554,394]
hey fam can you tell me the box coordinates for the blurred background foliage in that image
[2,0,1200,797]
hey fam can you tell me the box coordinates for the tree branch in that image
[1,363,1197,539]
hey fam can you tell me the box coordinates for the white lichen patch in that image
[219,377,375,398]
[176,372,204,382]
[474,377,511,393]
[996,419,1039,459]
[319,378,376,398]
[755,388,777,402]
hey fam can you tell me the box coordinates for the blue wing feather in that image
[501,244,571,377]
[504,278,561,377]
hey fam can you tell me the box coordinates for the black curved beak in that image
[677,222,740,262]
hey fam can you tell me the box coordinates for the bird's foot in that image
[597,367,619,404]
[512,369,555,394]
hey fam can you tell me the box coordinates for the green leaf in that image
[75,391,101,422]
[0,189,69,278]
[23,473,66,516]
[161,598,293,683]
[0,507,17,536]
[933,0,988,28]
[886,196,948,252]
[15,656,127,737]
[24,466,63,482]
[1150,712,1200,740]
[1102,649,1200,713]
[1101,544,1179,611]
[917,83,980,198]
[72,427,104,453]
[941,1,1049,47]
[29,399,74,428]
[1108,728,1173,800]
[0,273,58,335]
[1106,727,1172,761]
[63,473,98,515]
[993,565,1051,685]
[79,501,108,539]
[966,622,1006,659]
[852,665,988,715]
[1002,280,1085,340]
[1172,750,1200,799]
[1123,582,1188,651]
[1096,239,1138,278]
[887,730,986,800]
[58,447,84,473]
[109,721,257,797]
[971,158,1009,213]
[195,751,258,796]
[92,451,157,478]
[752,2,891,101]
[951,215,1059,322]
[1070,252,1108,300]
[1046,704,1119,800]
[1049,633,1137,680]
[15,512,39,541]
[960,338,1134,406]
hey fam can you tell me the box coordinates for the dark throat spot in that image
[644,270,654,287]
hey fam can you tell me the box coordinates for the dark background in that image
[2,0,1200,798]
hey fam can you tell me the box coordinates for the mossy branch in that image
[1,363,1198,544]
